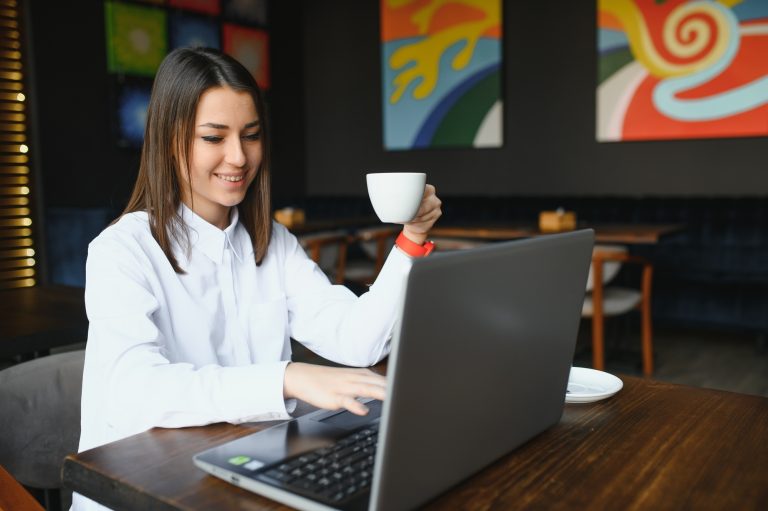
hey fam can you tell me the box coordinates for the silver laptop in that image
[194,229,594,510]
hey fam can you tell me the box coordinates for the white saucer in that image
[565,367,623,403]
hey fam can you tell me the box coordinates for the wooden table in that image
[281,217,379,235]
[0,285,88,359]
[430,224,682,245]
[430,224,682,375]
[63,376,768,510]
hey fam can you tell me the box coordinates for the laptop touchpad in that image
[316,400,382,430]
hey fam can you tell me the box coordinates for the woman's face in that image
[179,86,262,229]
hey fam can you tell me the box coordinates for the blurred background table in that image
[0,285,87,360]
[279,216,378,235]
[430,223,683,244]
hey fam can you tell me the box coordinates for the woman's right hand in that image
[283,362,387,416]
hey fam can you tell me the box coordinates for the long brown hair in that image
[121,47,272,272]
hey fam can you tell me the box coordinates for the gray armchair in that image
[0,350,84,509]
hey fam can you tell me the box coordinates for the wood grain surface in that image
[63,376,768,510]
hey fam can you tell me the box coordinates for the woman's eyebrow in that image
[198,120,260,129]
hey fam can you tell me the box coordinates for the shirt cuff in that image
[224,359,294,423]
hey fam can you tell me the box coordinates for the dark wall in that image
[28,2,138,209]
[27,1,768,205]
[302,0,768,197]
[27,1,304,211]
[269,1,307,206]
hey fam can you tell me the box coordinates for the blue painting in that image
[170,12,221,49]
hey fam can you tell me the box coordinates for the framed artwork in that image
[104,0,270,148]
[105,1,167,77]
[223,23,270,89]
[168,0,221,16]
[380,0,503,150]
[114,79,152,148]
[597,0,768,142]
[169,12,220,50]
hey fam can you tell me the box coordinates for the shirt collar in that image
[179,204,243,264]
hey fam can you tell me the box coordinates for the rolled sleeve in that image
[283,228,413,367]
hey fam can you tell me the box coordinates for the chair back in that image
[0,350,84,489]
[298,230,350,284]
[585,245,627,291]
[0,465,45,511]
[355,226,399,271]
[344,226,399,287]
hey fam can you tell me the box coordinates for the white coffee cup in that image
[366,172,426,223]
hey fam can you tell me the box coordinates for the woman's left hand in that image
[402,184,442,245]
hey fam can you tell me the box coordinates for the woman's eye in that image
[202,136,223,143]
[243,132,261,141]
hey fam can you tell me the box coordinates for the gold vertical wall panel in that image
[0,0,34,289]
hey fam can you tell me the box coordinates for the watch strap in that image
[395,231,435,257]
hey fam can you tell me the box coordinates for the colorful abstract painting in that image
[116,80,152,148]
[170,12,220,50]
[597,0,768,142]
[105,1,167,77]
[223,24,270,89]
[381,0,503,150]
[168,0,221,16]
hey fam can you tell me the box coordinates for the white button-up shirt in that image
[78,206,412,457]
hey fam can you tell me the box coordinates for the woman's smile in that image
[214,173,246,183]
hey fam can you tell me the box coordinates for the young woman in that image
[74,47,441,510]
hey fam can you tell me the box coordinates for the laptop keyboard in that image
[258,423,379,505]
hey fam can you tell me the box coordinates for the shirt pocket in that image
[246,294,290,363]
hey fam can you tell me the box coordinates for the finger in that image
[342,396,370,416]
[413,184,436,212]
[351,369,388,386]
[412,198,441,221]
[412,206,442,223]
[340,380,387,399]
[349,382,387,401]
[362,376,388,389]
[408,209,442,229]
[353,368,382,377]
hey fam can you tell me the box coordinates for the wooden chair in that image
[431,237,489,251]
[582,246,654,376]
[298,230,350,284]
[344,226,399,286]
[0,465,44,511]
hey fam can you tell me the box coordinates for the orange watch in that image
[395,231,435,257]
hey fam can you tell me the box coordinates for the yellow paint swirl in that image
[600,0,737,78]
[387,0,500,104]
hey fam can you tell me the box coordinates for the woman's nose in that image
[225,138,247,167]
